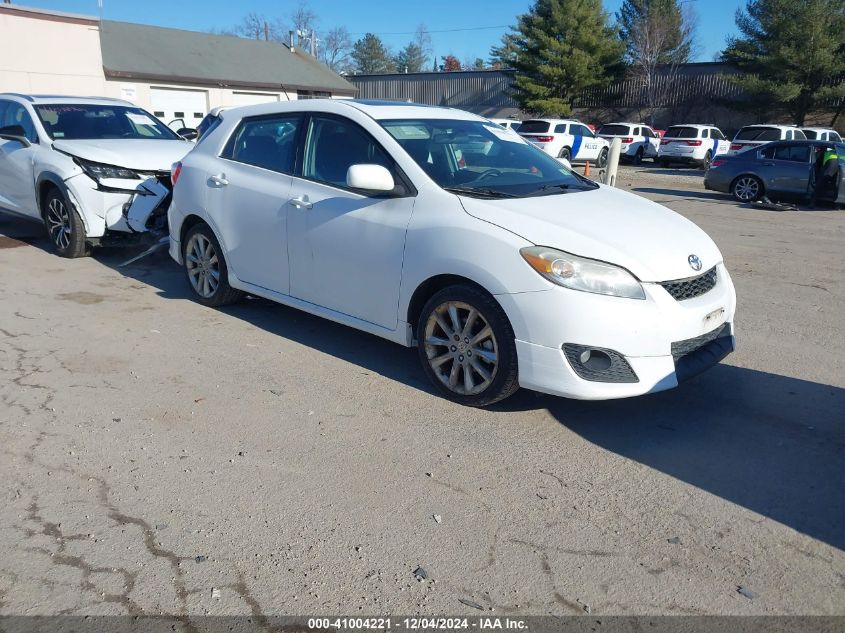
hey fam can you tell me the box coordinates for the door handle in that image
[209,173,228,187]
[289,195,313,210]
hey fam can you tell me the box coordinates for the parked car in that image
[0,93,192,257]
[658,124,731,169]
[518,118,610,166]
[801,127,842,142]
[490,118,521,132]
[597,122,660,164]
[168,100,736,406]
[704,139,845,203]
[728,124,806,155]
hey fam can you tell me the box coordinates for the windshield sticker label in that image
[127,113,157,127]
[483,124,523,143]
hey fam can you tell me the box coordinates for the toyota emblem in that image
[688,254,702,271]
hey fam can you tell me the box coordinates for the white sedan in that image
[168,100,736,406]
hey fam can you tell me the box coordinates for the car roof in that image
[666,123,718,128]
[737,123,797,129]
[0,93,134,107]
[602,122,653,127]
[520,118,583,124]
[801,127,837,132]
[217,98,483,122]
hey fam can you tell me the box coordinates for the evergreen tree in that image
[395,43,427,73]
[351,33,396,74]
[495,0,624,116]
[721,0,845,125]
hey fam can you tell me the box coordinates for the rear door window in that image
[518,120,551,134]
[223,114,302,174]
[772,144,811,162]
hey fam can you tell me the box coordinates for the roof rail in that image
[86,96,130,102]
[0,93,35,102]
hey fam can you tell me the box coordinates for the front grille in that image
[660,267,717,301]
[671,323,731,361]
[563,344,639,383]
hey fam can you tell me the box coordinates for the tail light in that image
[730,143,743,151]
[621,137,633,144]
[660,139,671,145]
[171,161,183,185]
[710,159,726,168]
[534,135,555,143]
[686,140,703,146]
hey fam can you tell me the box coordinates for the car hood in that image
[53,139,191,171]
[459,185,723,282]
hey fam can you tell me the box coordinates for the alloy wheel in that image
[423,301,498,396]
[734,177,759,201]
[185,233,220,299]
[46,197,71,250]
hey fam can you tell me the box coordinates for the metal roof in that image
[99,20,356,95]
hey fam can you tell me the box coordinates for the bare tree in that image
[320,26,353,73]
[617,0,697,124]
[413,24,433,69]
[233,13,273,40]
[291,1,318,49]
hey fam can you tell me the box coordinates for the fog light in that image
[579,349,612,371]
[563,343,638,383]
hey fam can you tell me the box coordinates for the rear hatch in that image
[661,126,702,153]
[731,126,781,152]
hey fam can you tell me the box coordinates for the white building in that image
[0,4,356,129]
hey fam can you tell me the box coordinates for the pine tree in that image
[495,0,625,116]
[351,33,396,74]
[617,0,693,65]
[721,0,845,125]
[395,43,427,73]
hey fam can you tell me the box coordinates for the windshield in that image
[35,104,180,140]
[598,124,631,136]
[665,126,700,139]
[381,119,597,198]
[735,127,781,142]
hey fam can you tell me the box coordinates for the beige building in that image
[0,4,356,130]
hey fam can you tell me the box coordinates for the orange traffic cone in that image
[584,162,591,177]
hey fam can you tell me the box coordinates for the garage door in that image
[150,88,208,131]
[232,92,281,106]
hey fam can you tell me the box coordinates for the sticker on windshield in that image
[483,124,523,143]
[127,113,157,127]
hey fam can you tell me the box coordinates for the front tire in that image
[417,285,519,407]
[43,189,89,258]
[596,147,609,168]
[731,175,763,202]
[633,147,644,165]
[700,150,712,171]
[183,223,244,307]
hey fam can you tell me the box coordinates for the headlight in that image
[520,246,646,299]
[76,157,139,181]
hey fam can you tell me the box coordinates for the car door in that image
[210,113,302,294]
[0,101,40,216]
[571,124,599,161]
[287,113,415,330]
[760,144,812,195]
[711,128,730,156]
[643,127,659,156]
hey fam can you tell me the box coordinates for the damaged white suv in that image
[0,94,192,257]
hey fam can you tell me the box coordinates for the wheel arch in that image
[35,173,92,234]
[406,274,500,342]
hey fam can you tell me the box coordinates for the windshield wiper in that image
[535,182,595,194]
[443,186,517,199]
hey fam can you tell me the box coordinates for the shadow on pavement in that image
[3,213,844,552]
[632,187,733,202]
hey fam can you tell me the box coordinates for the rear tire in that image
[559,147,571,163]
[43,188,90,258]
[634,147,644,165]
[417,284,519,407]
[700,150,713,171]
[731,175,763,202]
[182,223,244,307]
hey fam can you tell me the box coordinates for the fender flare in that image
[34,172,92,234]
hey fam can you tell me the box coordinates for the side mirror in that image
[0,124,32,147]
[557,157,572,170]
[177,127,198,141]
[346,164,395,192]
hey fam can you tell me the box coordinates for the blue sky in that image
[20,0,743,63]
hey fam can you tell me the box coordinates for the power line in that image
[347,25,510,36]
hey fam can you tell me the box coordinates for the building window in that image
[174,111,185,118]
[154,111,165,117]
[194,112,203,118]
[297,90,331,100]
